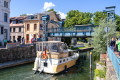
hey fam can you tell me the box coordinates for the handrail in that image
[107,47,120,79]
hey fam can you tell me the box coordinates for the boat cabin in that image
[36,41,74,59]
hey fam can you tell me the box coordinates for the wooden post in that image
[90,52,92,70]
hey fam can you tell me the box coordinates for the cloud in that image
[58,11,67,19]
[43,2,55,11]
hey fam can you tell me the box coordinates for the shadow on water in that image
[0,51,95,80]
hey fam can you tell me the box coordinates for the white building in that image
[0,0,11,46]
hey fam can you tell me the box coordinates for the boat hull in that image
[46,58,78,74]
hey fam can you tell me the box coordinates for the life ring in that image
[42,54,48,60]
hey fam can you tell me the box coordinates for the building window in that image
[4,1,8,8]
[26,34,29,43]
[4,13,8,22]
[10,28,11,32]
[1,27,3,34]
[12,20,16,24]
[34,24,37,31]
[27,24,30,31]
[34,34,36,39]
[13,28,15,32]
[19,27,21,32]
[13,36,15,41]
[18,20,23,24]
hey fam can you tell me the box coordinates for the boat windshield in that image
[36,42,68,52]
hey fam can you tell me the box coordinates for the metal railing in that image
[107,47,120,79]
[47,27,93,33]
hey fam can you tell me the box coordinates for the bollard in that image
[90,52,92,70]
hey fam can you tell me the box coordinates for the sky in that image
[10,0,120,19]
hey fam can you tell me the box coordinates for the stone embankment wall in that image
[0,46,36,63]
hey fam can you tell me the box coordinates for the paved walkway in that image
[0,58,35,69]
[114,52,119,58]
[0,46,7,49]
[106,54,119,80]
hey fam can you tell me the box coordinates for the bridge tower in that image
[41,15,64,41]
[41,15,50,41]
[104,6,116,22]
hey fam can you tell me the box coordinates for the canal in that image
[0,51,95,80]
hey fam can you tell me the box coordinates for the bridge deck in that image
[114,52,119,58]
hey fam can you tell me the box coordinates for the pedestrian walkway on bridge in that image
[47,24,95,37]
[107,47,120,79]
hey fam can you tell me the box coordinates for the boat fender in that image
[42,54,48,60]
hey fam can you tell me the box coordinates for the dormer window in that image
[4,1,8,8]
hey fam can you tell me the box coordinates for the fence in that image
[107,47,120,79]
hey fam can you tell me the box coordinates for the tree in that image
[65,10,93,27]
[92,19,116,55]
[115,14,120,31]
[47,9,57,14]
[20,14,27,16]
[93,11,107,26]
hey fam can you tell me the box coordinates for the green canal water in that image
[0,51,95,80]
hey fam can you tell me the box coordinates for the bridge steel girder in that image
[48,31,93,38]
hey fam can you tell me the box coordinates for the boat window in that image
[40,43,42,51]
[36,44,39,51]
[51,43,58,52]
[63,59,65,62]
[59,60,62,63]
[44,62,47,67]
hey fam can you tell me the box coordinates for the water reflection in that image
[0,51,94,80]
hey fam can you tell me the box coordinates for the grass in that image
[71,43,92,50]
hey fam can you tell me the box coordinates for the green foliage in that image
[65,10,93,27]
[116,31,120,38]
[20,14,27,16]
[95,68,106,78]
[115,14,120,31]
[47,8,57,14]
[93,11,107,25]
[92,19,116,54]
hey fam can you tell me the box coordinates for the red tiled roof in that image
[10,16,27,20]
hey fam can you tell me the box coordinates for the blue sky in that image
[10,0,120,19]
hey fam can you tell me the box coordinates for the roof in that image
[38,11,52,15]
[10,16,27,20]
[106,6,116,9]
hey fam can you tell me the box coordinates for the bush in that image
[95,68,106,78]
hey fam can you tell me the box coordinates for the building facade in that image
[10,16,27,43]
[24,11,61,44]
[0,0,11,46]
